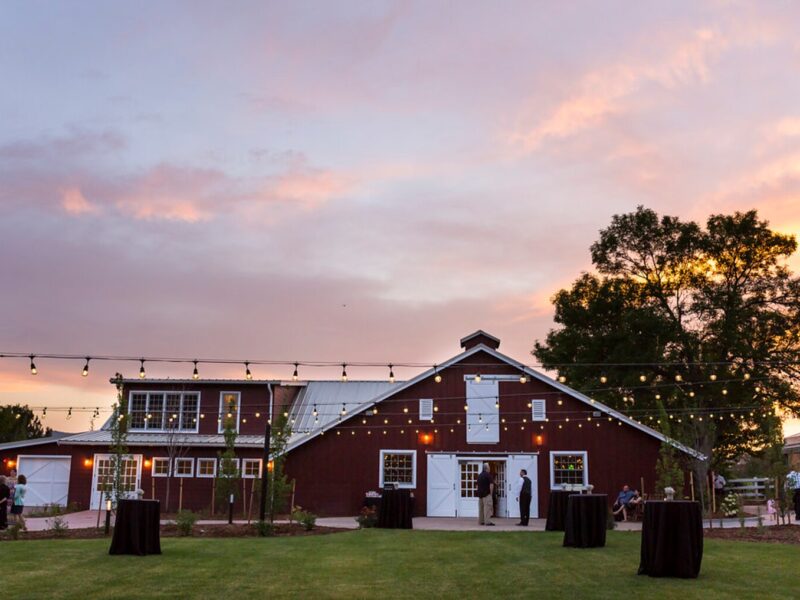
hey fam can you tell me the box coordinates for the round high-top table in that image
[545,490,573,531]
[109,499,162,556]
[376,489,414,529]
[638,500,703,578]
[563,494,607,548]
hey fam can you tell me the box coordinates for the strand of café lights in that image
[1,351,797,383]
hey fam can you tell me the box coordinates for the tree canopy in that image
[0,404,51,443]
[533,207,800,470]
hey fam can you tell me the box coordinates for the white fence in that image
[724,477,774,500]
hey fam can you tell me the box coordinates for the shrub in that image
[8,523,22,540]
[719,494,739,518]
[292,508,317,531]
[175,510,198,537]
[47,515,70,538]
[356,506,378,529]
[256,520,274,537]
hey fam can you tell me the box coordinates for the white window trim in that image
[196,458,217,478]
[151,457,171,478]
[174,457,195,478]
[128,391,200,433]
[218,391,241,434]
[549,451,588,489]
[379,449,417,489]
[531,399,546,421]
[242,458,262,479]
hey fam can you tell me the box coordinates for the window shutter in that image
[419,399,433,421]
[531,399,546,421]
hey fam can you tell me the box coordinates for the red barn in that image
[0,331,702,516]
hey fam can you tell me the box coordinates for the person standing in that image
[0,476,9,530]
[787,470,800,521]
[713,472,726,501]
[515,469,532,526]
[476,464,494,526]
[10,473,26,530]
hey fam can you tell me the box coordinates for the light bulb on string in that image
[558,375,566,383]
[675,374,682,382]
[495,398,499,409]
[82,357,90,377]
[474,373,481,383]
[29,355,37,375]
[341,364,348,382]
[433,365,442,384]
[245,362,252,380]
[743,372,751,380]
[709,373,717,381]
[639,374,646,382]
[388,364,395,384]
[341,403,347,416]
[67,407,72,420]
[312,405,318,417]
[139,359,146,379]
[600,374,607,384]
[192,360,199,380]
[292,363,299,381]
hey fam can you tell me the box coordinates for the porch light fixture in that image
[192,360,199,380]
[388,364,395,383]
[144,459,151,468]
[82,357,90,377]
[29,355,37,375]
[84,458,93,468]
[139,359,146,379]
[341,363,348,382]
[245,362,252,380]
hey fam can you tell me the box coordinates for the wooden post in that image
[640,476,645,497]
[211,478,216,516]
[151,477,155,500]
[289,479,296,523]
[243,478,248,520]
[247,479,256,524]
[690,471,695,501]
[179,478,184,513]
[710,471,716,514]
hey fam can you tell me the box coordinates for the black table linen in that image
[563,494,607,548]
[638,500,703,578]
[545,490,573,531]
[376,489,413,529]
[109,499,162,556]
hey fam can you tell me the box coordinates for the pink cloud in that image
[60,187,98,215]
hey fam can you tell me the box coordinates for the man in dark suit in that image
[0,475,9,529]
[515,469,532,526]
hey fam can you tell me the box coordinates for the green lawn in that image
[4,530,792,599]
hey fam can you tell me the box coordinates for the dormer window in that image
[129,391,199,432]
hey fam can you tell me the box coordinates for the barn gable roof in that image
[285,343,706,460]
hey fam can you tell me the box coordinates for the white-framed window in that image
[174,457,194,478]
[197,458,217,478]
[379,449,416,489]
[152,457,170,478]
[219,392,241,433]
[419,399,433,421]
[129,391,200,432]
[531,399,546,421]
[242,458,262,479]
[550,451,588,489]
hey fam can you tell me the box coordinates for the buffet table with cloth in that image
[376,489,414,529]
[563,494,607,548]
[109,499,162,556]
[638,500,703,578]
[545,490,574,531]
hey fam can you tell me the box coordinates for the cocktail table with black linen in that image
[376,488,413,529]
[638,500,703,578]
[109,499,162,556]
[545,490,573,531]
[563,494,607,548]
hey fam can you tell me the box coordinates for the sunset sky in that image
[1,1,799,435]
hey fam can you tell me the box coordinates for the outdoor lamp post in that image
[104,499,112,535]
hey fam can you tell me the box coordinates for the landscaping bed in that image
[705,524,800,545]
[1,522,347,541]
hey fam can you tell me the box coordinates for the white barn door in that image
[506,455,538,519]
[16,456,71,507]
[427,454,456,517]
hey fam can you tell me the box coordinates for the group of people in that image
[612,485,643,521]
[0,470,27,530]
[475,464,533,527]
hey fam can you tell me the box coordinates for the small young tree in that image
[216,412,240,515]
[108,374,130,507]
[655,404,686,495]
[266,414,293,522]
[163,418,190,512]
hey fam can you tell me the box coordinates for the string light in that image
[30,355,37,375]
[600,374,607,384]
[558,375,566,383]
[709,373,717,381]
[520,373,528,384]
[82,357,90,377]
[292,363,299,381]
[245,362,252,380]
[474,373,482,383]
[341,403,347,416]
[639,374,646,382]
[434,365,442,384]
[341,364,348,382]
[139,359,146,379]
[312,405,318,417]
[388,364,395,383]
[192,360,199,380]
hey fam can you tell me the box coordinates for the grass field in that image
[4,530,793,599]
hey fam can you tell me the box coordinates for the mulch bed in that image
[1,523,349,542]
[705,525,800,545]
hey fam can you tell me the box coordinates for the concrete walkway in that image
[23,510,797,532]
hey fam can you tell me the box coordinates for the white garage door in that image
[16,456,71,507]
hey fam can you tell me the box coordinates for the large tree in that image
[534,207,800,482]
[0,404,50,443]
